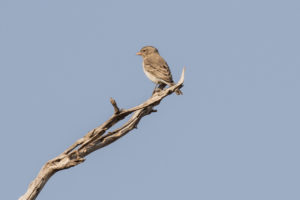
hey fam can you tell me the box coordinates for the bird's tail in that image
[175,88,183,95]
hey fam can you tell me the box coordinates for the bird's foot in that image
[152,88,163,95]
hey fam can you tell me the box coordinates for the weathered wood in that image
[19,68,185,200]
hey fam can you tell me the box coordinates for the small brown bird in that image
[136,46,183,95]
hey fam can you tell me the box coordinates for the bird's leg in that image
[152,84,159,95]
[158,83,166,91]
[152,83,166,95]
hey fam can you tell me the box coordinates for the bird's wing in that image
[144,56,174,84]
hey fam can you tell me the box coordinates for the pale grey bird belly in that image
[143,63,169,85]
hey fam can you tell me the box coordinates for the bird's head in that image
[136,46,159,57]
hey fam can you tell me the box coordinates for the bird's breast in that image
[142,62,160,84]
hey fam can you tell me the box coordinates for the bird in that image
[136,46,183,95]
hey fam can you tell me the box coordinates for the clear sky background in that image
[1,0,300,199]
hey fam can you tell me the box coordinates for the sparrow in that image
[136,46,183,95]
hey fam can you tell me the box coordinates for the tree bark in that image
[19,68,185,200]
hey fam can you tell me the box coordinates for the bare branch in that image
[19,68,185,200]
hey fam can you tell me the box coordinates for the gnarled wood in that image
[19,68,185,200]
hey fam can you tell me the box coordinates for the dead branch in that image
[18,68,185,200]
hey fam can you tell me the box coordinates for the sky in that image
[1,0,300,199]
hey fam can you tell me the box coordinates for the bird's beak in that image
[136,52,142,56]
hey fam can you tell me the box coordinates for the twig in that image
[110,97,120,114]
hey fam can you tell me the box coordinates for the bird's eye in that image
[142,49,146,52]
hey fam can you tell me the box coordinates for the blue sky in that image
[1,0,300,199]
